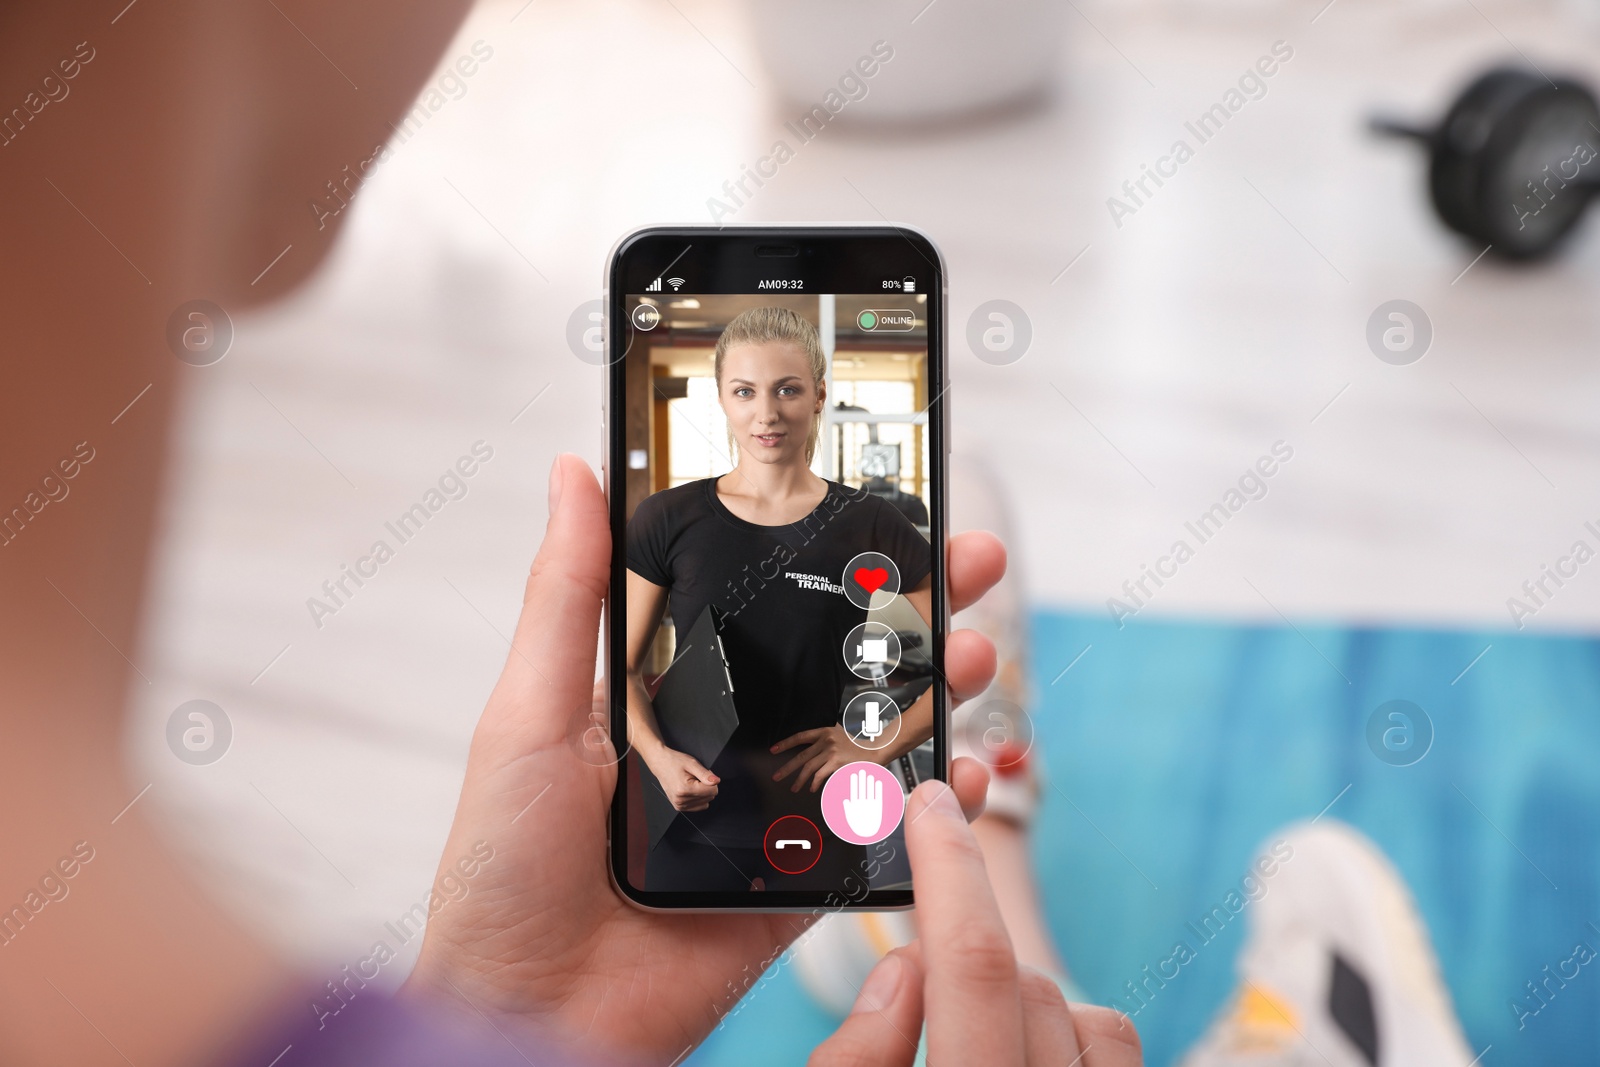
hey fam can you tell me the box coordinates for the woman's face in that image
[718,340,823,467]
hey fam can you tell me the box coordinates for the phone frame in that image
[603,224,949,912]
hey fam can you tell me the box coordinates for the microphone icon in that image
[861,700,884,742]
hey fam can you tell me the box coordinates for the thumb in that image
[684,757,720,784]
[808,948,925,1067]
[479,454,610,748]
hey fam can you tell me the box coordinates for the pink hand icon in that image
[842,767,883,839]
[821,762,905,845]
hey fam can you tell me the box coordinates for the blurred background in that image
[127,0,1600,1063]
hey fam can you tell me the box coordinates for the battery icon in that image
[902,276,916,293]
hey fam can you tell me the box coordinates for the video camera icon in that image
[843,622,901,680]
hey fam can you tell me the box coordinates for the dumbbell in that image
[1371,65,1600,259]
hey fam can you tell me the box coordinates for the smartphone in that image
[603,225,948,911]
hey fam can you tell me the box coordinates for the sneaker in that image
[1180,821,1476,1067]
[791,910,918,1018]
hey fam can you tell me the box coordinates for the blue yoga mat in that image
[690,609,1600,1066]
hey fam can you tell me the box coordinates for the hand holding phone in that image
[404,455,1012,1065]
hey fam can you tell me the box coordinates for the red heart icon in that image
[853,567,890,594]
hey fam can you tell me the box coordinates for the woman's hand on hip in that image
[770,724,870,792]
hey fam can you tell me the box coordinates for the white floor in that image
[128,0,1600,967]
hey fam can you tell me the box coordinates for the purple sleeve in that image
[215,988,578,1067]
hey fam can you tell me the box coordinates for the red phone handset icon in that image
[764,816,822,874]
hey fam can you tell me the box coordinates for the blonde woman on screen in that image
[624,306,937,891]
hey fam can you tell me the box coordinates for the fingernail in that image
[548,455,565,516]
[851,954,903,1015]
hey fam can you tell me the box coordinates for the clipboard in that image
[640,605,741,850]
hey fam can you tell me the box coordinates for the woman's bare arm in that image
[624,569,720,810]
[624,570,672,760]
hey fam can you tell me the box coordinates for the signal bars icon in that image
[645,277,662,292]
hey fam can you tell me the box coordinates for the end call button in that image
[764,815,823,875]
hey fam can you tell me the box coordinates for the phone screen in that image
[606,228,946,910]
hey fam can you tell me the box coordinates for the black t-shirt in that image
[627,477,932,845]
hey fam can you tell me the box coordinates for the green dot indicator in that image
[858,310,878,330]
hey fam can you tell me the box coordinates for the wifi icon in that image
[667,277,686,291]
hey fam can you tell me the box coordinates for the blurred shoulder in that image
[632,478,712,523]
